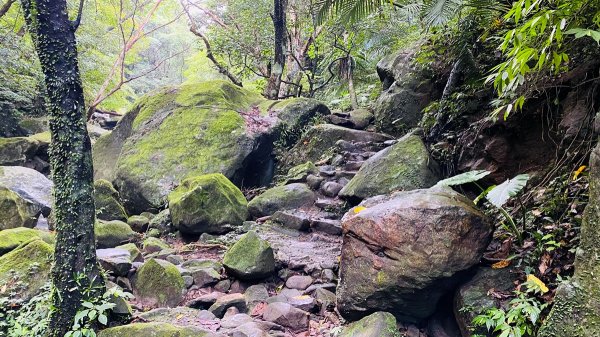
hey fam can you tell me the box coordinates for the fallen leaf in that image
[573,165,587,180]
[538,253,552,275]
[492,260,511,269]
[354,206,367,214]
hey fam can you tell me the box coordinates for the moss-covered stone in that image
[97,322,220,337]
[340,312,400,337]
[0,186,39,230]
[93,81,329,214]
[133,259,185,307]
[538,141,600,337]
[148,209,172,235]
[223,231,275,280]
[284,124,392,167]
[169,174,248,235]
[95,220,136,248]
[142,237,170,254]
[339,134,440,202]
[0,136,40,166]
[0,239,53,303]
[94,179,128,222]
[127,215,150,232]
[248,183,315,218]
[282,162,318,184]
[0,227,54,255]
[115,243,143,262]
[0,166,53,217]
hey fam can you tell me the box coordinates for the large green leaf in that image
[486,174,529,208]
[436,170,490,186]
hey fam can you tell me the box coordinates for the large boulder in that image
[538,141,600,337]
[95,220,136,248]
[133,258,185,307]
[284,124,392,166]
[373,51,439,136]
[0,166,53,216]
[223,231,275,280]
[248,183,315,218]
[93,81,329,214]
[337,187,492,322]
[0,227,54,255]
[169,174,248,235]
[340,312,400,337]
[339,134,439,202]
[97,323,223,337]
[94,179,128,222]
[0,239,53,303]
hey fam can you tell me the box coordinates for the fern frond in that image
[316,0,392,25]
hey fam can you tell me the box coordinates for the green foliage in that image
[65,287,133,337]
[487,174,530,208]
[0,283,52,337]
[472,280,548,337]
[436,169,491,186]
[487,0,600,119]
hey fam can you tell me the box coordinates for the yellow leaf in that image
[354,206,367,214]
[573,165,587,180]
[527,274,549,293]
[492,260,511,269]
[176,314,184,320]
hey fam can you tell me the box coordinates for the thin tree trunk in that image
[20,1,102,336]
[347,57,358,110]
[265,0,287,99]
[0,0,15,19]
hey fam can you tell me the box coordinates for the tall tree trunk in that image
[20,1,102,336]
[347,56,358,110]
[265,0,287,99]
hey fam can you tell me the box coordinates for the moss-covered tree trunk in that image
[538,139,600,337]
[20,1,103,336]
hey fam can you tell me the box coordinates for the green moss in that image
[0,186,38,230]
[223,231,274,280]
[94,179,128,222]
[0,239,53,302]
[142,237,170,253]
[28,131,51,144]
[247,183,315,218]
[281,161,318,184]
[115,243,143,262]
[168,173,248,235]
[97,322,215,337]
[340,312,400,337]
[95,220,136,248]
[0,227,54,255]
[0,136,39,165]
[133,259,184,307]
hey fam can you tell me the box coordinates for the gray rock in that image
[248,183,315,218]
[223,231,275,280]
[191,268,221,288]
[306,174,324,190]
[310,219,342,235]
[339,311,400,337]
[97,248,132,277]
[209,293,247,318]
[271,210,311,231]
[321,181,344,197]
[262,302,309,332]
[285,275,313,290]
[221,313,254,329]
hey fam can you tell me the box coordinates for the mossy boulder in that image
[538,141,600,337]
[169,174,248,235]
[284,124,392,167]
[128,215,150,232]
[339,134,440,202]
[0,227,54,255]
[95,220,136,248]
[223,231,275,280]
[94,179,128,222]
[93,81,329,214]
[0,186,40,230]
[282,162,318,184]
[142,237,170,254]
[340,312,400,337]
[0,166,53,217]
[0,239,53,303]
[116,243,143,262]
[133,259,185,307]
[248,183,315,218]
[97,323,221,337]
[0,136,40,166]
[373,50,439,136]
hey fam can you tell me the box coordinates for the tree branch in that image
[70,0,85,31]
[0,0,16,19]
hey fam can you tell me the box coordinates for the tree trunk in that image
[20,1,103,336]
[265,0,287,99]
[347,56,359,110]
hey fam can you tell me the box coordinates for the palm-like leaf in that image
[316,0,392,24]
[436,170,491,186]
